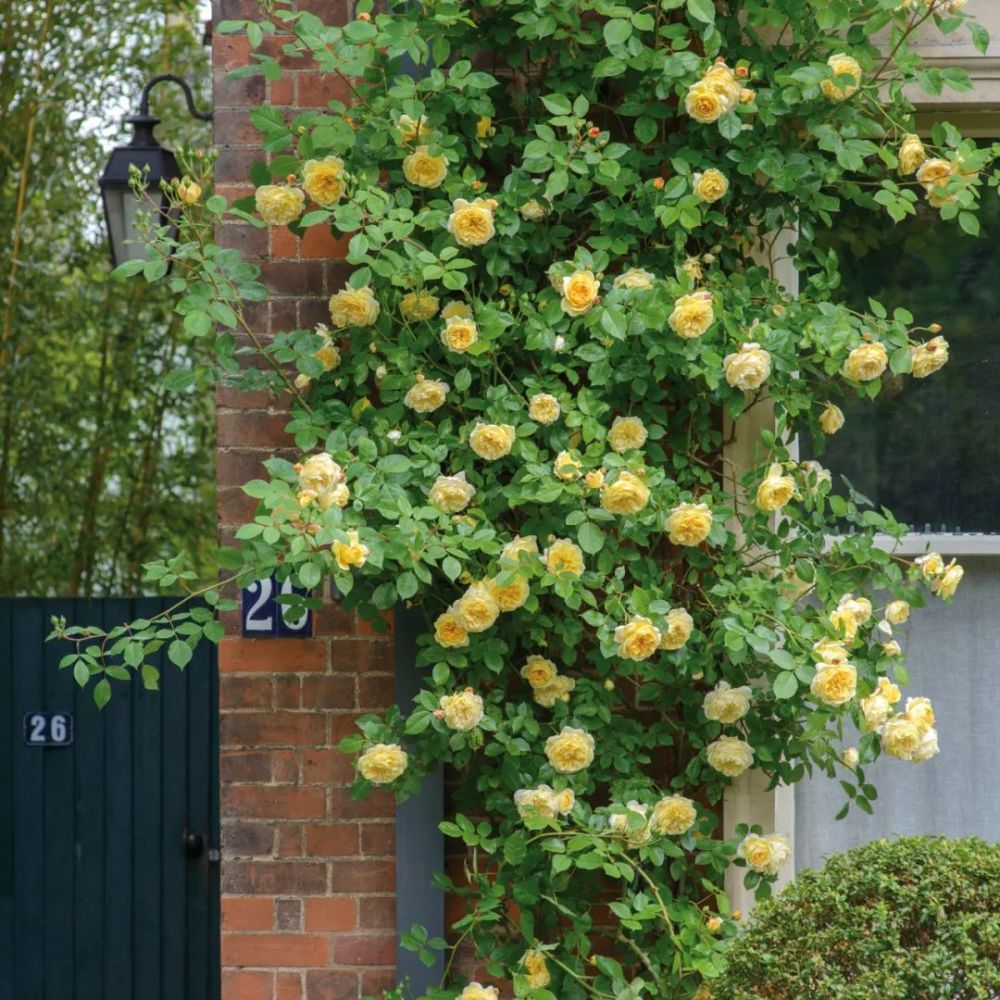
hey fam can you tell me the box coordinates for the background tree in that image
[0,0,214,596]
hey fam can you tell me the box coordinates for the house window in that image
[804,181,1000,541]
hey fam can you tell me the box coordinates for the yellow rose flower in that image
[613,267,655,290]
[521,655,558,689]
[669,291,715,339]
[313,327,341,372]
[917,157,953,194]
[358,743,408,784]
[519,199,548,221]
[886,600,910,625]
[912,726,940,763]
[819,402,845,434]
[693,168,729,203]
[447,197,496,247]
[584,469,605,490]
[520,951,551,990]
[876,676,902,704]
[828,606,859,643]
[533,674,575,707]
[842,747,859,769]
[614,616,662,661]
[843,341,888,382]
[822,53,863,101]
[396,114,429,142]
[738,833,791,875]
[932,559,963,598]
[650,795,697,836]
[514,784,572,820]
[860,692,891,731]
[469,422,516,460]
[561,269,601,317]
[706,735,754,777]
[476,115,494,139]
[302,156,347,206]
[609,800,652,846]
[544,538,585,576]
[332,529,369,572]
[454,583,500,633]
[810,661,858,706]
[491,575,529,612]
[916,551,945,579]
[298,452,342,494]
[666,502,713,546]
[601,470,650,515]
[911,336,949,378]
[402,145,448,188]
[457,984,498,1000]
[403,375,449,413]
[429,471,476,513]
[881,715,921,761]
[328,284,380,328]
[703,62,741,109]
[441,315,479,353]
[545,726,595,774]
[898,133,926,176]
[502,535,540,563]
[756,463,795,512]
[685,83,726,124]
[177,178,202,204]
[724,341,771,390]
[660,608,694,650]
[441,301,472,321]
[400,290,440,322]
[255,184,305,225]
[905,696,935,734]
[324,483,350,509]
[528,393,561,425]
[433,610,469,648]
[703,680,752,724]
[438,688,484,731]
[553,450,583,481]
[608,416,648,453]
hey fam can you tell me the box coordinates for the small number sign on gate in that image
[23,711,74,747]
[241,576,313,637]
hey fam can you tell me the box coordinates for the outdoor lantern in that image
[99,73,212,266]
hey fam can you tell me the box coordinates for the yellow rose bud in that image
[519,199,548,221]
[584,469,605,490]
[400,290,440,322]
[396,114,429,143]
[932,559,963,599]
[886,600,910,625]
[613,267,655,290]
[332,529,369,572]
[441,301,472,321]
[520,951,550,990]
[553,450,583,481]
[706,916,723,934]
[177,178,202,204]
[916,551,945,579]
[841,747,859,769]
[528,393,561,425]
[898,133,926,176]
[756,463,795,511]
[819,402,845,434]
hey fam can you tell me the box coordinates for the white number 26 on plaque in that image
[241,575,312,637]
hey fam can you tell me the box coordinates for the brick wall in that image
[213,3,399,997]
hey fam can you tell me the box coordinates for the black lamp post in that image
[99,73,212,266]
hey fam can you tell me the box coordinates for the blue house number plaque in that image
[241,576,312,637]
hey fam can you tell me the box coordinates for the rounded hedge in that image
[712,836,1000,1000]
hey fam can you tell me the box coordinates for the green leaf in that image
[93,678,112,709]
[112,259,145,279]
[541,93,572,115]
[773,672,798,699]
[958,211,980,236]
[687,0,716,24]
[768,648,796,670]
[73,659,90,688]
[578,521,605,555]
[141,664,160,690]
[168,639,193,669]
[396,571,418,599]
[603,19,633,45]
[442,556,462,581]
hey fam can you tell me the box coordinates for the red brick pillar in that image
[212,3,398,997]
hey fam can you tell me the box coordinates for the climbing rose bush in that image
[56,0,999,996]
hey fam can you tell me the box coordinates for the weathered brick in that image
[360,822,395,857]
[359,896,395,929]
[220,637,328,673]
[222,785,327,820]
[222,933,330,968]
[221,711,326,747]
[222,861,328,895]
[304,896,357,931]
[305,970,358,1000]
[302,747,354,785]
[332,934,395,966]
[222,821,275,857]
[221,749,274,783]
[223,896,274,931]
[217,410,293,449]
[328,859,395,893]
[221,969,272,1000]
[275,897,303,931]
[304,822,360,857]
[276,972,304,1000]
[301,674,356,709]
[220,676,273,711]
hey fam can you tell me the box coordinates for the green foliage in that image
[58,0,999,995]
[712,836,1000,999]
[0,0,214,596]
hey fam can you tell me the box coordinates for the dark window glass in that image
[807,186,1000,534]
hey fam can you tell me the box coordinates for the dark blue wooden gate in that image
[0,598,219,1000]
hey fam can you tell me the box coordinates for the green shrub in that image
[713,836,1000,1000]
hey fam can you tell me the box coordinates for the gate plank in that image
[0,602,14,1000]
